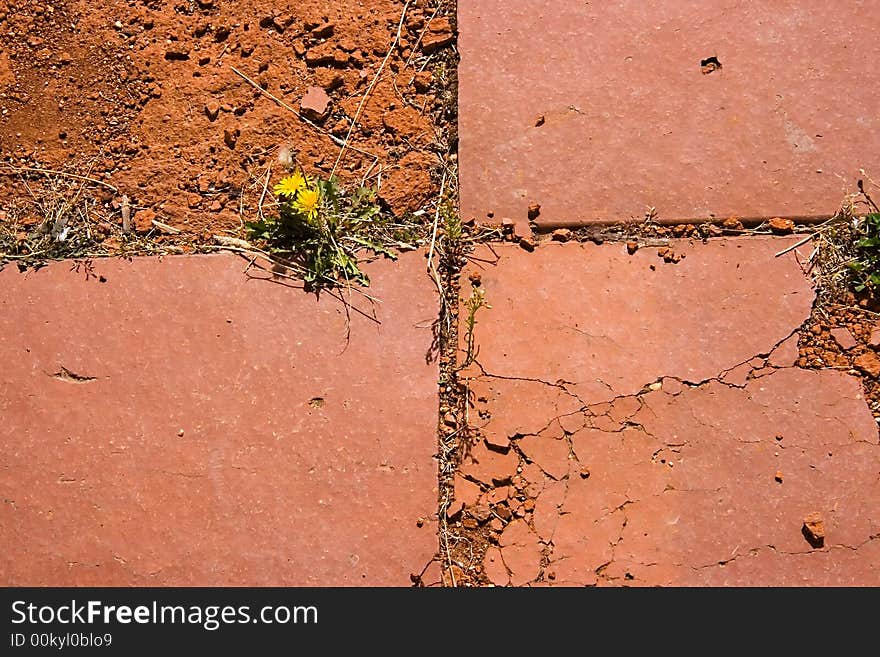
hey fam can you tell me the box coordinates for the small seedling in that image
[438,198,463,265]
[442,201,461,242]
[460,286,490,370]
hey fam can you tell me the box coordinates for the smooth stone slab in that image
[0,253,438,586]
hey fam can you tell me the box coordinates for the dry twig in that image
[1,165,118,193]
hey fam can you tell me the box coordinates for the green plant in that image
[434,197,464,275]
[459,286,490,370]
[441,200,461,242]
[246,171,399,290]
[847,212,880,292]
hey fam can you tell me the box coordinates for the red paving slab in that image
[0,253,439,586]
[458,1,880,226]
[458,239,880,586]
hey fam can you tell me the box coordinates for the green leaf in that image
[347,236,398,259]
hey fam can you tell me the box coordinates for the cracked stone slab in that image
[492,519,543,586]
[0,253,438,586]
[459,239,880,586]
[462,237,814,404]
[459,1,880,225]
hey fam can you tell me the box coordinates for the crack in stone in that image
[686,533,880,572]
[49,366,101,384]
[650,325,806,393]
[460,282,880,585]
[688,546,763,571]
[712,324,803,382]
[508,415,577,444]
[556,409,588,434]
[603,504,630,578]
[474,321,808,415]
[468,360,578,392]
[480,364,798,435]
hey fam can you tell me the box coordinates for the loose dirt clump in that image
[798,297,880,423]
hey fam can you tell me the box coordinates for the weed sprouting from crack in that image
[837,181,880,296]
[459,285,490,371]
[245,170,420,292]
[812,174,880,306]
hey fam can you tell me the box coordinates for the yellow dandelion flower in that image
[274,171,307,198]
[293,187,321,221]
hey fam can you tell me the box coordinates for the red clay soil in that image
[0,0,452,236]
